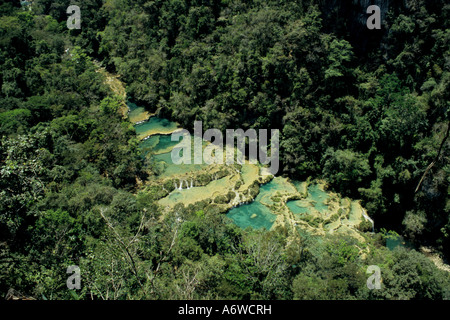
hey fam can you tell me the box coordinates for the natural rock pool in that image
[130,102,372,238]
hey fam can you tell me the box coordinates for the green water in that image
[129,106,355,233]
[139,135,159,157]
[153,151,208,177]
[386,236,413,251]
[135,117,180,140]
[286,184,329,216]
[308,184,329,212]
[127,101,150,123]
[258,177,296,206]
[149,135,210,177]
[226,178,288,230]
[127,101,144,115]
[386,238,403,250]
[129,106,273,227]
[286,181,310,217]
[140,134,180,156]
[286,201,309,215]
[159,176,235,208]
[226,201,276,230]
[128,109,206,177]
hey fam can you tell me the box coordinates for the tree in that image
[322,148,371,195]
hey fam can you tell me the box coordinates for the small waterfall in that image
[362,209,375,233]
[174,180,191,190]
[231,187,241,206]
[142,135,151,141]
[135,119,148,125]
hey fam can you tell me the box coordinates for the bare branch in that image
[99,208,143,288]
[415,121,450,193]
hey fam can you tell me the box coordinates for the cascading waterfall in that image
[173,179,194,191]
[135,119,147,125]
[230,187,241,206]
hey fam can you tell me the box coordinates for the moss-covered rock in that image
[330,213,339,222]
[357,219,373,232]
[196,173,212,185]
[214,194,229,204]
[164,180,176,192]
[248,181,260,198]
[227,191,236,200]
